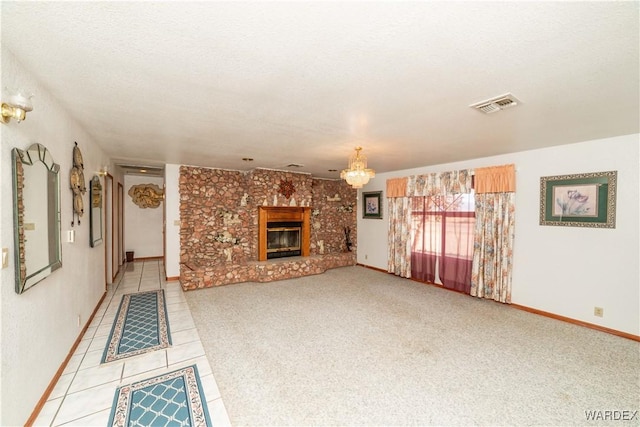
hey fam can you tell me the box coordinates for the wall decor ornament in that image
[70,142,86,226]
[278,179,296,199]
[128,184,164,208]
[540,170,617,228]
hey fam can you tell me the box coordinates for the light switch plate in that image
[67,230,75,243]
[2,248,8,269]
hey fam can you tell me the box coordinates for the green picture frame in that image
[540,170,617,228]
[362,191,383,219]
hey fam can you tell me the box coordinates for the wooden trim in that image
[166,276,180,282]
[356,263,387,273]
[25,292,108,427]
[117,182,124,278]
[511,304,640,342]
[356,263,639,342]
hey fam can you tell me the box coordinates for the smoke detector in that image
[470,93,521,114]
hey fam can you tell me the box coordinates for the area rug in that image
[107,364,212,427]
[102,289,171,363]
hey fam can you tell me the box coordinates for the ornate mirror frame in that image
[89,175,103,247]
[12,143,62,293]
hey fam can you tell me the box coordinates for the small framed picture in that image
[540,170,617,228]
[362,191,383,219]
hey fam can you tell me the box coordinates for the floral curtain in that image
[471,165,516,303]
[387,197,412,278]
[387,170,474,280]
[407,170,473,197]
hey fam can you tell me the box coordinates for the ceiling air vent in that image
[470,93,521,114]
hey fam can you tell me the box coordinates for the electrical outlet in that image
[365,254,368,260]
[594,307,604,317]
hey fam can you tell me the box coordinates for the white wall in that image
[0,47,109,425]
[165,164,180,278]
[124,175,164,259]
[357,134,640,336]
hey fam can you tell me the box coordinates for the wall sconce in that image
[1,92,33,124]
[98,166,108,177]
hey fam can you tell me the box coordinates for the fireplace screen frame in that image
[266,222,302,259]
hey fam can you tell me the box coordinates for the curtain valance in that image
[407,169,473,197]
[386,177,408,198]
[474,164,516,194]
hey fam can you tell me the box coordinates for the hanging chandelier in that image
[340,146,375,189]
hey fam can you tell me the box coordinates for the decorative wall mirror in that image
[90,175,103,247]
[12,143,62,294]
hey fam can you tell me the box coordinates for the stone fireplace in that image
[179,166,357,290]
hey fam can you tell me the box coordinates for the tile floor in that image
[34,260,231,426]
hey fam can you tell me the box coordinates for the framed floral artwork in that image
[362,191,383,219]
[540,171,617,228]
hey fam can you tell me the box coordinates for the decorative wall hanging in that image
[70,142,86,226]
[278,179,296,199]
[128,183,164,208]
[540,170,617,228]
[362,191,383,219]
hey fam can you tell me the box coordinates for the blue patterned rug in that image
[102,290,171,363]
[107,364,212,427]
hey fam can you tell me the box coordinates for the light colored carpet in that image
[185,266,639,426]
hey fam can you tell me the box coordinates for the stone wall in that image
[310,178,357,255]
[179,166,357,289]
[179,167,252,267]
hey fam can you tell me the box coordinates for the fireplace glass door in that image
[267,222,301,259]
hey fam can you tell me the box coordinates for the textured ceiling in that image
[2,1,638,178]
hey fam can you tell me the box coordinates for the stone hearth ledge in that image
[180,252,357,290]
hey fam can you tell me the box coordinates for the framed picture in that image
[540,171,617,228]
[362,191,383,219]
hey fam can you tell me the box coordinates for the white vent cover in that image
[470,93,521,114]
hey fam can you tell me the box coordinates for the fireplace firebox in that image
[266,222,301,259]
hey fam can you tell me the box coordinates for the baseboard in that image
[510,304,640,342]
[131,256,163,261]
[166,276,180,282]
[355,263,639,342]
[356,263,387,273]
[25,292,108,427]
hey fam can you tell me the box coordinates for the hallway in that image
[33,260,231,426]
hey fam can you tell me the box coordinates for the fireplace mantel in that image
[258,206,311,261]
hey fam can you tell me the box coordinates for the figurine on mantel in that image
[344,226,353,252]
